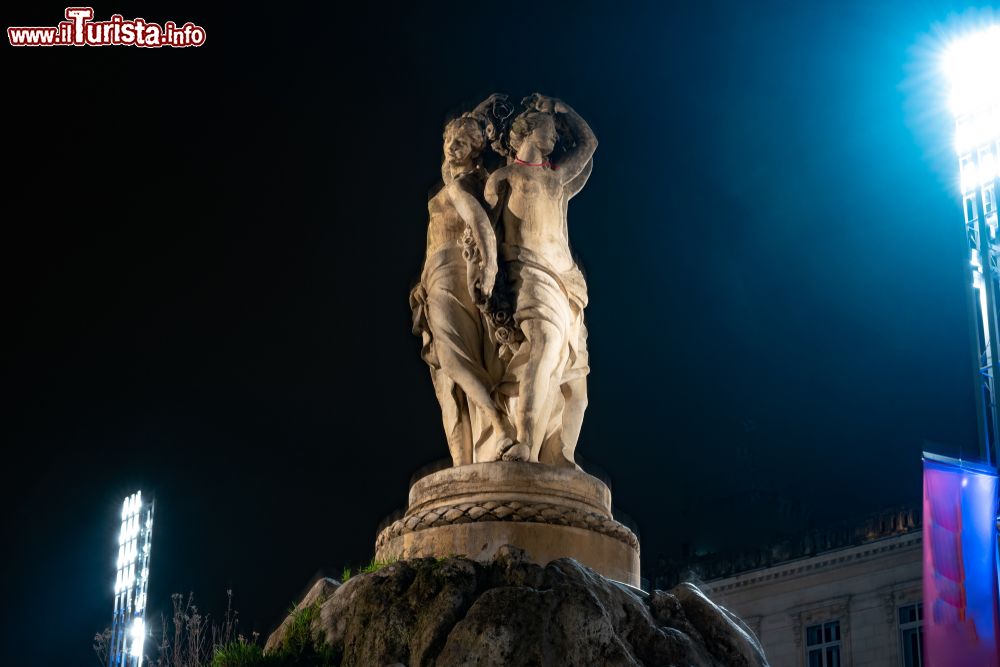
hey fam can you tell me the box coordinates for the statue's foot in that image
[493,439,516,461]
[500,443,531,462]
[495,436,514,454]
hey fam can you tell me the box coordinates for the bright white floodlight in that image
[944,26,1000,117]
[108,491,154,667]
[944,25,1000,171]
[130,619,145,657]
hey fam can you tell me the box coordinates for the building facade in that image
[703,530,922,667]
[657,508,924,667]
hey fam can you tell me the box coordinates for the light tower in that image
[109,491,154,667]
[945,25,1000,467]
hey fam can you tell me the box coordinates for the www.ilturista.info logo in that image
[8,7,206,47]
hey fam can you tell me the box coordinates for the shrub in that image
[359,557,396,575]
[94,589,339,667]
[342,555,396,582]
[270,601,338,666]
[211,639,266,667]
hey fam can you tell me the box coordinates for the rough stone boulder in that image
[265,576,340,654]
[266,549,768,667]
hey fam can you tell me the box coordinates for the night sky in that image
[4,1,993,664]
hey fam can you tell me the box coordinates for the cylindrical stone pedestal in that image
[375,461,640,586]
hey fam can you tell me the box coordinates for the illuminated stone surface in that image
[375,461,640,587]
[266,550,768,667]
[412,93,596,467]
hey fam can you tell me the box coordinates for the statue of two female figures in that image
[410,93,597,468]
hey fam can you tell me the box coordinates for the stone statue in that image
[412,93,596,467]
[485,94,596,466]
[410,96,515,467]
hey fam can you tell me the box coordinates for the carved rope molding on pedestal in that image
[375,500,640,553]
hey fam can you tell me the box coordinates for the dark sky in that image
[3,1,992,664]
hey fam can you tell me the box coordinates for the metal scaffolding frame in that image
[958,124,1000,468]
[947,26,1000,467]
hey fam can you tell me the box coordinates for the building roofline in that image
[702,530,922,594]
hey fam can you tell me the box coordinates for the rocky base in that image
[266,548,768,667]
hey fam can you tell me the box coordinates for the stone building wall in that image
[701,531,922,667]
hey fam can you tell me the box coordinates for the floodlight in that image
[108,491,154,667]
[944,26,1000,118]
[130,619,144,656]
[944,26,1000,185]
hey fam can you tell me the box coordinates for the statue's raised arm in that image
[525,93,597,187]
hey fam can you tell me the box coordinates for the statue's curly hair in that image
[442,115,487,156]
[507,111,556,155]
